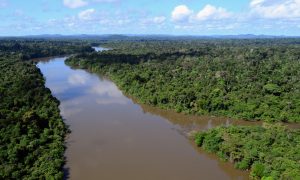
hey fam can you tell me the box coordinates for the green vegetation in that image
[0,39,94,60]
[2,38,299,179]
[194,124,300,179]
[66,39,300,122]
[0,40,93,179]
[0,55,66,178]
[65,39,300,179]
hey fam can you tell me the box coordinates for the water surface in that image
[37,56,250,180]
[93,46,110,52]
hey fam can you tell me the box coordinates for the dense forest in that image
[1,37,300,179]
[194,124,300,179]
[0,40,92,179]
[0,39,94,60]
[65,38,300,179]
[66,39,300,122]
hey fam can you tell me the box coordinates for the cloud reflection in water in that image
[89,80,129,105]
[46,66,130,118]
[68,73,89,86]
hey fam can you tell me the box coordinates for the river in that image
[36,49,254,179]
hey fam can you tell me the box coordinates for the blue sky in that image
[0,0,300,36]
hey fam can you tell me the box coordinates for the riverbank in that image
[0,40,96,179]
[39,56,250,179]
[64,41,300,179]
[0,55,67,179]
[65,41,300,123]
[195,124,300,179]
[65,53,300,179]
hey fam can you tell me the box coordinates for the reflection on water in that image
[138,103,262,135]
[93,46,110,52]
[68,73,89,86]
[37,56,249,180]
[37,58,130,117]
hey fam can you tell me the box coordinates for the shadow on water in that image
[137,102,262,133]
[135,98,300,132]
[63,167,70,180]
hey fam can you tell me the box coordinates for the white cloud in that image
[171,4,232,23]
[195,4,231,21]
[171,5,193,22]
[250,0,300,19]
[63,0,88,9]
[78,8,95,20]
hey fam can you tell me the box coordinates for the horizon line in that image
[1,33,300,38]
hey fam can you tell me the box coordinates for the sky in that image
[0,0,300,36]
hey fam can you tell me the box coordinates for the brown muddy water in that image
[37,55,256,180]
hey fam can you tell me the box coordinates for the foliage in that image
[0,40,93,179]
[66,39,300,122]
[0,39,94,60]
[194,124,300,179]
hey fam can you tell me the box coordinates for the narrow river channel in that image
[36,51,252,179]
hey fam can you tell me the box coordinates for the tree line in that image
[194,124,300,179]
[0,39,94,60]
[0,40,93,179]
[66,39,300,122]
[65,38,300,179]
